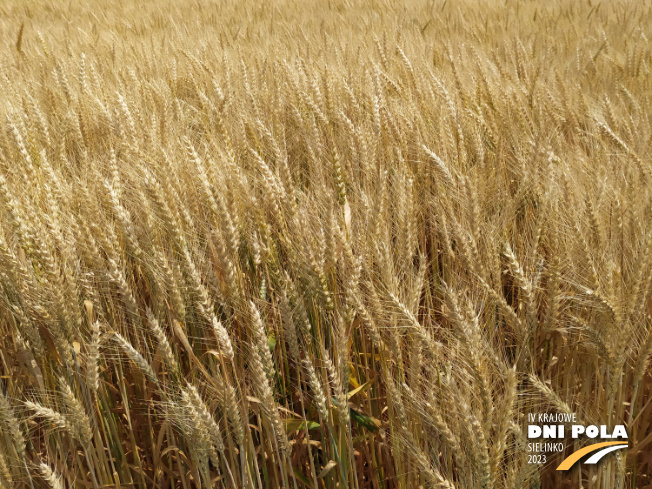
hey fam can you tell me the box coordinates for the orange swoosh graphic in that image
[556,442,627,470]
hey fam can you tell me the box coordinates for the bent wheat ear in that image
[86,321,102,392]
[113,332,158,384]
[212,317,234,362]
[39,463,64,489]
[184,384,225,452]
[146,309,178,371]
[249,300,274,379]
[248,343,290,454]
[24,401,72,436]
[58,377,93,448]
[303,359,328,421]
[324,354,349,425]
[528,375,575,419]
[222,380,244,446]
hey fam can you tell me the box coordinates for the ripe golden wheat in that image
[0,0,651,488]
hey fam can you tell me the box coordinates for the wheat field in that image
[0,0,650,488]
